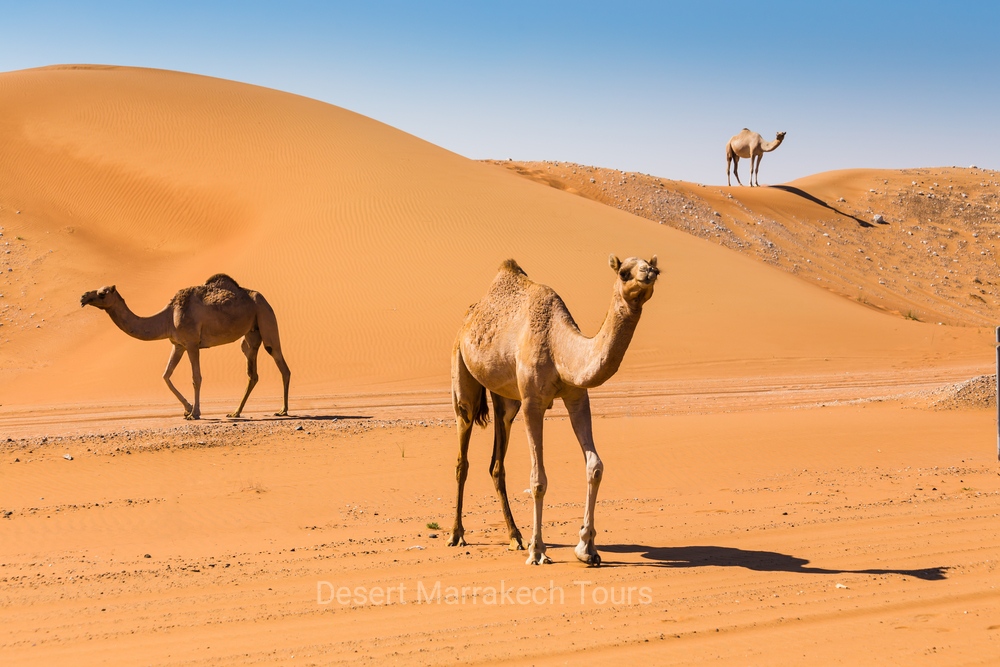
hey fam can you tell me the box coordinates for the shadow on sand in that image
[218,414,373,423]
[768,184,877,228]
[600,544,947,580]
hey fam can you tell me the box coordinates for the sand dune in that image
[1,66,999,666]
[488,160,1000,327]
[0,66,991,416]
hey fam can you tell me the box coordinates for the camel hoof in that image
[447,533,467,547]
[274,410,288,417]
[508,537,525,551]
[184,413,200,421]
[226,412,242,419]
[525,552,552,565]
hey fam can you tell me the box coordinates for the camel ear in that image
[110,285,117,293]
[609,255,621,272]
[649,255,658,269]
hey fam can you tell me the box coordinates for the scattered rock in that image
[837,197,846,202]
[63,454,73,461]
[144,554,151,558]
[428,533,438,539]
[295,425,304,431]
[872,214,885,224]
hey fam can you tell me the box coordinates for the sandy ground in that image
[2,65,1000,665]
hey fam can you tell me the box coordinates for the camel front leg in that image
[752,154,761,187]
[523,400,551,565]
[162,344,193,417]
[732,156,742,186]
[229,330,261,418]
[187,346,202,420]
[564,389,603,566]
[491,393,524,550]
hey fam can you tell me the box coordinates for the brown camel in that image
[449,255,658,565]
[726,128,786,187]
[81,273,290,419]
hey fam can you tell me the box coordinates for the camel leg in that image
[255,294,291,416]
[752,153,761,187]
[448,348,485,548]
[228,329,262,418]
[490,393,524,550]
[564,389,603,566]
[186,346,202,420]
[732,155,742,186]
[162,343,193,417]
[523,399,552,565]
[726,154,732,187]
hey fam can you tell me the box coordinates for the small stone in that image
[837,197,846,202]
[428,533,438,538]
[873,214,885,224]
[63,454,73,461]
[295,425,304,431]
[144,554,151,558]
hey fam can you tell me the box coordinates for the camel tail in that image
[472,385,490,428]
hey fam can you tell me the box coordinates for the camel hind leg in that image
[228,329,262,418]
[731,154,742,186]
[449,345,488,548]
[490,393,524,550]
[253,293,291,416]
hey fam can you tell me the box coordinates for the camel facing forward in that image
[81,274,290,419]
[449,255,658,565]
[726,128,786,186]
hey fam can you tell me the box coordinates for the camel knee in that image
[455,457,469,482]
[587,457,604,484]
[530,479,547,499]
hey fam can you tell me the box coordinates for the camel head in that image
[776,131,787,141]
[80,285,119,310]
[609,254,659,308]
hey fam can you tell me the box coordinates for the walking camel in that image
[81,273,290,419]
[449,255,659,565]
[726,128,786,187]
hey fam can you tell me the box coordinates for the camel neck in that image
[762,137,783,152]
[105,298,173,342]
[553,285,642,389]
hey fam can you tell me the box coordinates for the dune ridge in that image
[1,66,991,416]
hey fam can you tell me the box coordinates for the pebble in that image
[63,454,73,461]
[872,214,885,224]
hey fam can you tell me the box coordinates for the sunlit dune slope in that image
[487,160,1000,327]
[0,66,990,411]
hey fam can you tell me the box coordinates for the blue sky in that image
[1,1,996,184]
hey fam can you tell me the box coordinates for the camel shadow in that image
[221,414,372,423]
[600,544,947,581]
[768,185,876,228]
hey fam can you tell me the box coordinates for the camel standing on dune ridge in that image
[81,274,290,420]
[449,255,658,565]
[726,128,786,187]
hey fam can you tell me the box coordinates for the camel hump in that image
[499,259,527,276]
[204,273,241,289]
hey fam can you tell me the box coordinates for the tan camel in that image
[726,128,786,187]
[448,255,658,565]
[81,273,290,419]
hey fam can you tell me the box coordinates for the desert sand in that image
[2,65,1000,665]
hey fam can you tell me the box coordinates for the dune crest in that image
[0,66,991,413]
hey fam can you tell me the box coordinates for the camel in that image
[726,128,786,187]
[448,255,659,565]
[81,274,290,420]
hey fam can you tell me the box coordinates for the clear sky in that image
[1,1,996,184]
